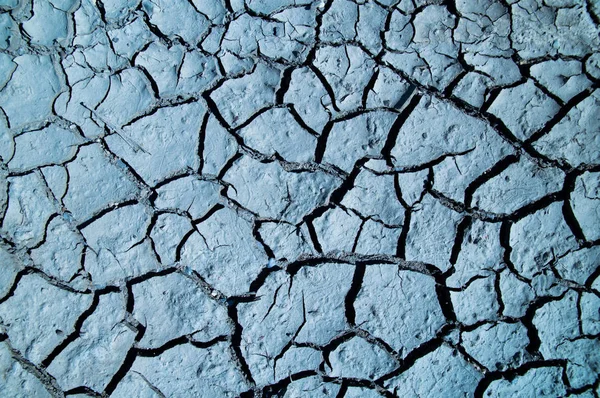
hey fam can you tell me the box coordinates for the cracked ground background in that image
[0,0,599,396]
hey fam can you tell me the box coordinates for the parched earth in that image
[0,0,599,396]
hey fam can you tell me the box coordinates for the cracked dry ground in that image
[1,0,600,397]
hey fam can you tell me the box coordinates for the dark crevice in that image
[276,66,295,104]
[192,203,225,225]
[361,69,379,109]
[64,386,101,396]
[464,154,520,208]
[396,208,411,259]
[174,228,197,263]
[41,292,103,368]
[335,382,348,398]
[287,104,321,137]
[259,370,319,397]
[76,200,139,230]
[344,263,365,326]
[217,152,243,180]
[202,90,231,130]
[103,322,146,395]
[474,359,568,397]
[435,280,457,323]
[499,220,530,283]
[248,266,280,294]
[494,271,505,317]
[136,65,160,100]
[0,267,29,305]
[562,199,586,242]
[522,291,569,359]
[449,216,472,266]
[377,333,447,382]
[252,221,275,259]
[314,121,333,163]
[443,70,467,98]
[227,304,256,386]
[136,335,189,357]
[197,112,209,174]
[381,94,422,167]
[351,219,365,252]
[525,87,596,144]
[127,267,179,288]
[308,64,340,113]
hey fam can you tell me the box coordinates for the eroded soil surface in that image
[0,0,599,396]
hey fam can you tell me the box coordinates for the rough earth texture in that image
[0,0,599,397]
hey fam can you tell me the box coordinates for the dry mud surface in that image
[0,0,599,396]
